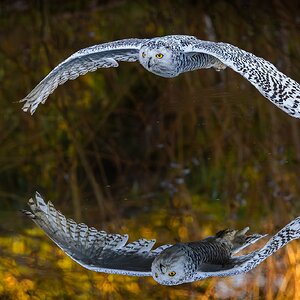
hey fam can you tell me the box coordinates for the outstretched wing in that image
[193,216,300,281]
[232,233,267,254]
[183,40,300,118]
[213,226,267,254]
[21,38,147,114]
[22,192,171,276]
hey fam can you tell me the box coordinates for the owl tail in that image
[216,228,267,254]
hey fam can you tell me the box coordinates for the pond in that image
[1,1,300,299]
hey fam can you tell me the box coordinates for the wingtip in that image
[35,191,42,198]
[238,227,250,236]
[26,192,45,208]
[29,106,37,115]
[23,192,50,221]
[33,192,47,210]
[21,209,36,219]
[27,197,35,206]
[20,99,37,115]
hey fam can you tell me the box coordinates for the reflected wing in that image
[22,192,171,276]
[193,216,300,281]
[232,232,268,254]
[184,40,300,118]
[212,226,267,254]
[21,38,147,114]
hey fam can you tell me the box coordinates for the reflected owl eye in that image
[155,53,164,59]
[168,271,176,277]
[142,52,146,58]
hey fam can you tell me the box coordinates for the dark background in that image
[0,1,300,299]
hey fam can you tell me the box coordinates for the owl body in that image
[151,228,248,285]
[18,33,300,286]
[20,34,300,117]
[138,35,225,77]
[23,193,300,286]
[151,241,229,285]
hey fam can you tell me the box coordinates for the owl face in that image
[151,244,190,285]
[139,43,180,78]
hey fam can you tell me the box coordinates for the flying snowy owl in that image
[20,35,300,117]
[22,193,300,286]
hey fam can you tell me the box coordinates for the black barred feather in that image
[23,192,165,276]
[23,193,300,285]
[20,39,146,114]
[20,35,300,117]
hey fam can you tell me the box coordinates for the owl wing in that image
[193,216,300,281]
[183,40,300,118]
[20,38,147,114]
[22,192,171,276]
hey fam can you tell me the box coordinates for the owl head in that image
[139,40,181,78]
[151,244,192,285]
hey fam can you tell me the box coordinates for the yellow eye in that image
[155,53,164,59]
[168,271,176,277]
[142,52,146,58]
[155,273,158,278]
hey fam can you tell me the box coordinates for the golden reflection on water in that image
[0,211,300,299]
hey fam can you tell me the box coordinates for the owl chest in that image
[188,241,232,268]
[180,53,219,73]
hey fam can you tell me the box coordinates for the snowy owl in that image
[20,35,300,117]
[22,192,300,286]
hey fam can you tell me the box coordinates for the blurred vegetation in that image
[0,0,300,299]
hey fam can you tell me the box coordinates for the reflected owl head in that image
[151,244,191,285]
[139,41,181,78]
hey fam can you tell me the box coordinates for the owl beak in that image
[159,263,166,274]
[147,57,152,69]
